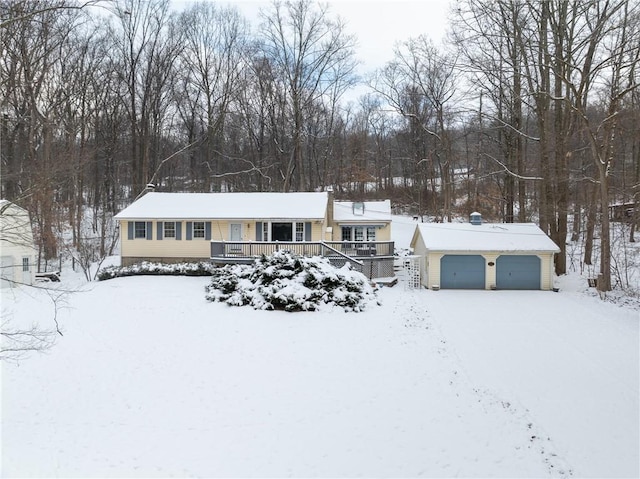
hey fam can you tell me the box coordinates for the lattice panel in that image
[404,255,422,289]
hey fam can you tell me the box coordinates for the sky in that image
[169,1,452,103]
[230,1,451,68]
[221,0,453,102]
[324,1,451,73]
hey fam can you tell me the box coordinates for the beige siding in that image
[376,223,391,241]
[540,253,555,290]
[485,253,499,288]
[313,221,324,240]
[427,252,443,289]
[120,219,329,263]
[120,221,210,259]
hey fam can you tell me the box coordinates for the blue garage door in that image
[440,255,485,289]
[496,255,541,290]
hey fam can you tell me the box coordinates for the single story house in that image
[0,200,36,288]
[410,213,560,290]
[113,191,394,278]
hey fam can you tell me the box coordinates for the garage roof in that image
[114,192,329,220]
[412,222,560,252]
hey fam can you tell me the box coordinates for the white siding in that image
[0,202,36,287]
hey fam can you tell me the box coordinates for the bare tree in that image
[258,0,357,191]
[566,0,640,291]
[1,0,87,269]
[111,0,180,197]
[372,35,459,221]
[175,2,249,192]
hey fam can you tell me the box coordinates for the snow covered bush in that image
[205,251,379,312]
[97,261,215,281]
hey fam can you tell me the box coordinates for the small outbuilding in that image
[0,200,36,288]
[410,214,560,290]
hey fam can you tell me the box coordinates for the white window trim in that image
[134,221,146,239]
[340,225,377,242]
[264,221,309,242]
[164,221,176,239]
[366,226,376,242]
[193,221,205,239]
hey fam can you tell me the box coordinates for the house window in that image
[271,223,293,242]
[341,226,376,242]
[134,221,146,239]
[295,222,304,242]
[164,222,175,238]
[193,221,205,238]
[262,222,269,242]
[22,257,29,272]
[366,227,376,241]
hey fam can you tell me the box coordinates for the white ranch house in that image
[114,191,394,279]
[410,213,560,290]
[0,200,36,288]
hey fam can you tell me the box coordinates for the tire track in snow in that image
[392,289,574,477]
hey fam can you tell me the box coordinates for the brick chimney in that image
[326,186,334,238]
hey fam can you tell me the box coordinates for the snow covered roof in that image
[412,222,560,252]
[114,192,329,220]
[0,199,28,216]
[333,200,391,223]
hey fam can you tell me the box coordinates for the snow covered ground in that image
[1,216,638,477]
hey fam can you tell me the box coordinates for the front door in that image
[230,223,242,241]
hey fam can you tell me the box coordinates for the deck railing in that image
[210,240,394,262]
[210,240,395,279]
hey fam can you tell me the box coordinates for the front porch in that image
[211,240,395,279]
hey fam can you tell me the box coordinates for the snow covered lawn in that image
[2,273,638,477]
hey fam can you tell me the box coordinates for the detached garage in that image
[410,214,560,290]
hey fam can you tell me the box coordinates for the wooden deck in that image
[210,240,395,279]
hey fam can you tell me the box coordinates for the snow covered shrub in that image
[204,251,379,312]
[97,261,215,280]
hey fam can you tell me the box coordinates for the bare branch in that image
[483,153,543,181]
[134,139,203,202]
